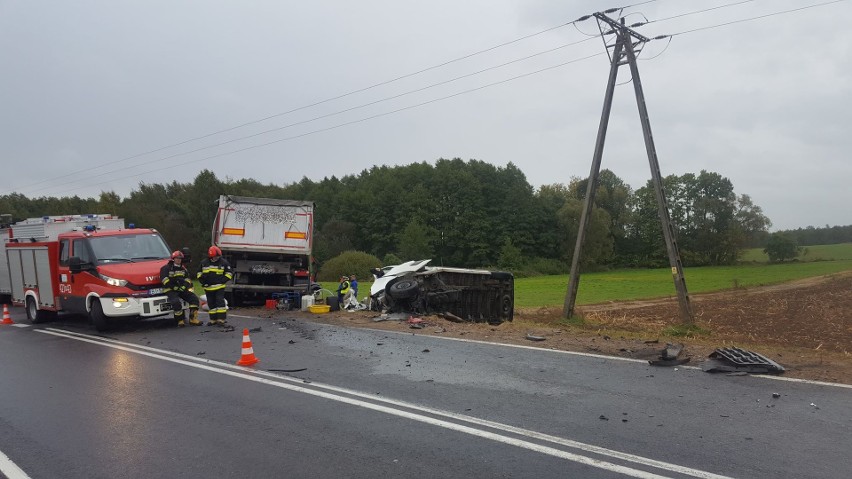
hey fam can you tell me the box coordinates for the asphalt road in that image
[1,305,850,478]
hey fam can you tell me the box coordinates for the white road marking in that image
[41,327,735,479]
[364,327,852,389]
[0,448,32,479]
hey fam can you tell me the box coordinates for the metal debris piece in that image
[249,326,262,332]
[525,333,546,342]
[408,317,426,329]
[649,342,690,367]
[702,347,785,374]
[438,312,465,323]
[373,312,408,322]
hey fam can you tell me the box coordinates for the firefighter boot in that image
[175,310,186,327]
[188,308,202,326]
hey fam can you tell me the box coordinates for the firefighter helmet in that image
[170,250,184,260]
[208,246,222,258]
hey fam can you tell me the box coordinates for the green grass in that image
[318,281,373,301]
[514,260,852,308]
[739,242,852,262]
[314,258,852,310]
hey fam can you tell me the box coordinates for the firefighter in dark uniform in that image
[198,245,233,326]
[160,250,201,327]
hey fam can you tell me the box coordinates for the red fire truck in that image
[0,215,175,331]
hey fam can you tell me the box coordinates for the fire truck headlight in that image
[99,273,128,287]
[112,298,130,308]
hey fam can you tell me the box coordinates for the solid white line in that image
[0,448,32,479]
[41,327,733,479]
[362,326,852,389]
[751,374,852,390]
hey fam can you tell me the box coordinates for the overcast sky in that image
[1,0,849,230]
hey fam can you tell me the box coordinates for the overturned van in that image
[370,260,514,324]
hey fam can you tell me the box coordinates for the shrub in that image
[318,250,382,282]
[382,252,402,266]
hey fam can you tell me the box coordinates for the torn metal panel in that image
[702,347,785,374]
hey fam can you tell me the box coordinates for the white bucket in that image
[301,295,314,311]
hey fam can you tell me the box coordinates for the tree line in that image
[0,158,827,274]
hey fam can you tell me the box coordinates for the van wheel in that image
[387,278,419,299]
[90,300,111,332]
[500,294,514,322]
[26,297,55,324]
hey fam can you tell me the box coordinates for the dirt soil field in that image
[253,272,852,386]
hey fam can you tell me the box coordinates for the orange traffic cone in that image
[1,304,13,325]
[236,328,260,366]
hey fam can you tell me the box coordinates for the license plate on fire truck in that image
[154,298,171,311]
[149,288,163,295]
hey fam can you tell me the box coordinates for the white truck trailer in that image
[212,195,315,305]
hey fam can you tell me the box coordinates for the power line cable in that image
[24,0,849,197]
[6,13,602,196]
[4,1,657,197]
[662,0,846,37]
[52,52,606,197]
[25,37,599,196]
[629,0,756,28]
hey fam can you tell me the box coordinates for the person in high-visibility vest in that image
[336,275,350,305]
[160,250,201,327]
[198,246,233,326]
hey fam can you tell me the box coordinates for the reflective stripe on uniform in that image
[205,284,226,291]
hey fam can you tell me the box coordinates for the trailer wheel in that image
[90,300,111,332]
[26,297,55,324]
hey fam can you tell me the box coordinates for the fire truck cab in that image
[0,215,175,331]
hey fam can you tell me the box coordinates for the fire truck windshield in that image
[88,233,171,264]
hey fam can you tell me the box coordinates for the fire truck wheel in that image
[90,301,111,332]
[25,297,55,324]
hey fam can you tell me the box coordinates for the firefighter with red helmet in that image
[160,250,201,327]
[198,245,233,326]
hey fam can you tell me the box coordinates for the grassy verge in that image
[514,260,852,308]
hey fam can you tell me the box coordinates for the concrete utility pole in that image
[563,14,693,324]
